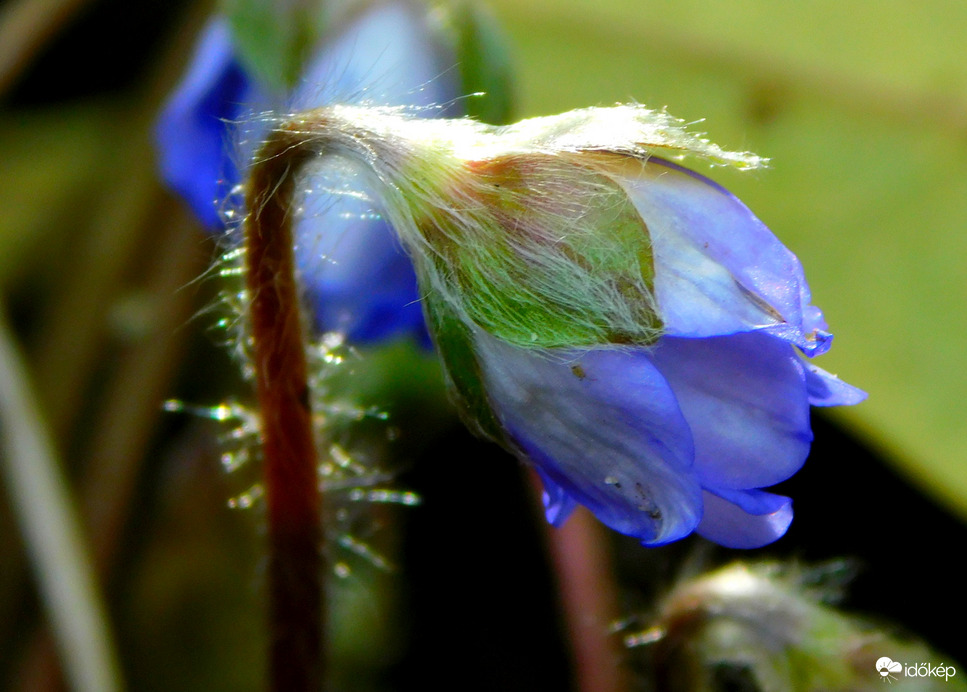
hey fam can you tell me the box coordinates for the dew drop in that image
[221,448,249,473]
[210,404,234,421]
[399,492,421,506]
[228,484,263,510]
[330,444,353,468]
[624,627,664,648]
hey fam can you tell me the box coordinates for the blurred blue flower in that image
[156,1,463,342]
[461,158,866,548]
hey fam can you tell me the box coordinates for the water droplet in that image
[228,484,263,510]
[399,492,421,506]
[624,627,664,648]
[322,351,344,365]
[211,405,233,421]
[330,445,353,468]
[221,448,249,472]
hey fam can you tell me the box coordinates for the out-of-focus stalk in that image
[0,310,124,692]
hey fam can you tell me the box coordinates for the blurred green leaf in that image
[438,0,517,124]
[488,0,967,519]
[0,105,114,291]
[222,0,326,90]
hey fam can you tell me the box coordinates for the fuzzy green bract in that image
[416,154,659,348]
[285,104,761,350]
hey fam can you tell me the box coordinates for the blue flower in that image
[456,157,866,548]
[155,2,463,342]
[159,7,864,549]
[322,99,861,549]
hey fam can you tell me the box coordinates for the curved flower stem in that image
[0,310,124,692]
[246,132,324,691]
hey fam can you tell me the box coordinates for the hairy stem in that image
[245,131,323,692]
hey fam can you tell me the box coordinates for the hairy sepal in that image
[263,104,764,350]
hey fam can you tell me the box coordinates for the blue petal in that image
[696,488,793,549]
[651,332,812,490]
[471,329,703,545]
[534,468,579,527]
[156,3,459,343]
[803,363,868,407]
[294,156,427,342]
[284,2,460,341]
[621,158,830,355]
[292,1,460,114]
[155,19,265,229]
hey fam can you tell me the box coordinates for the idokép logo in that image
[876,656,957,683]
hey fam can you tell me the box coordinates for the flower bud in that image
[632,562,961,691]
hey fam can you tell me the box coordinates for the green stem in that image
[0,310,124,692]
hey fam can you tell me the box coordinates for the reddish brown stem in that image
[530,471,630,692]
[245,134,322,692]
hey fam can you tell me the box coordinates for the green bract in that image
[414,152,660,348]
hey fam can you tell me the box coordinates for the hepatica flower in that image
[255,104,865,548]
[156,1,863,550]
